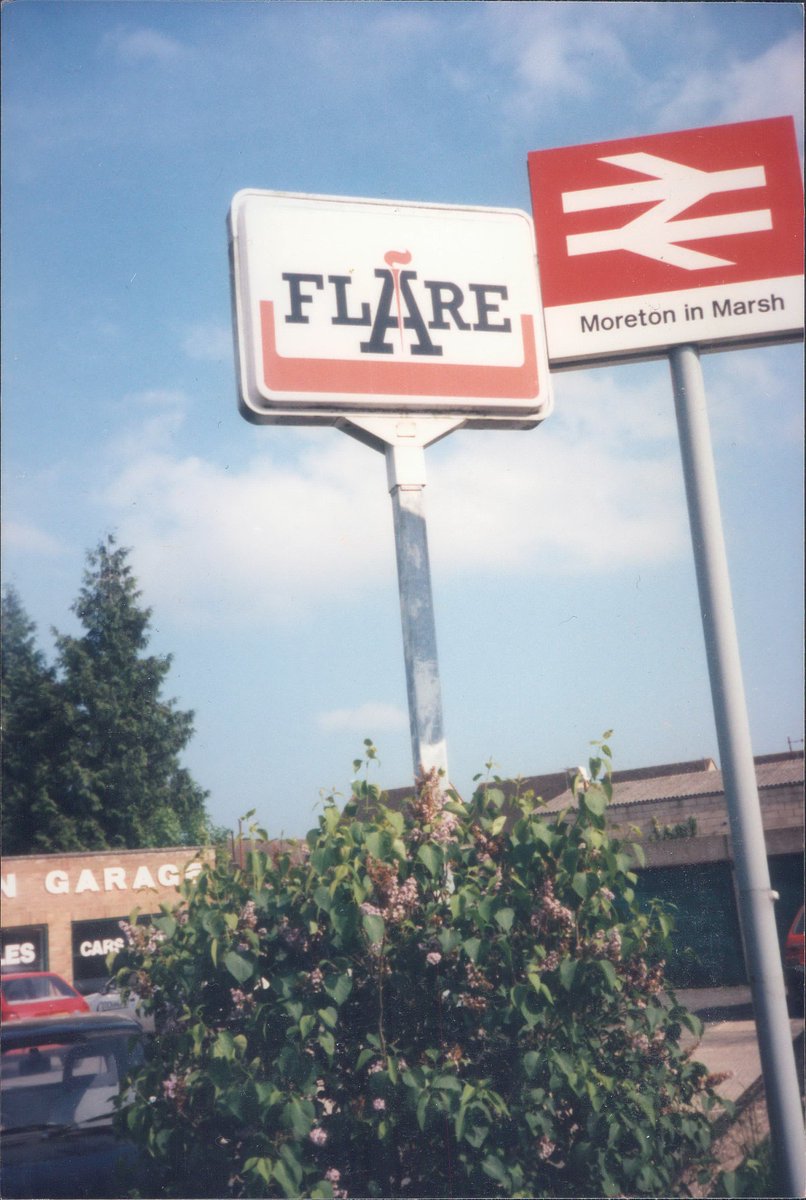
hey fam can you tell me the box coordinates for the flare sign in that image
[229,191,552,425]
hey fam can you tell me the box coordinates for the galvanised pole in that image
[385,441,449,780]
[669,343,806,1198]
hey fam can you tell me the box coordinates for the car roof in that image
[1,1010,142,1042]
[0,971,68,980]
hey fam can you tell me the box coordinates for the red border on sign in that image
[259,302,539,399]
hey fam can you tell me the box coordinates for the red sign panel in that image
[528,117,804,365]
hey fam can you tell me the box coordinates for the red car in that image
[0,972,90,1022]
[784,906,804,1015]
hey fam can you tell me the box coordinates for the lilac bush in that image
[116,738,725,1197]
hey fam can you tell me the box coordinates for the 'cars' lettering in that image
[79,938,126,958]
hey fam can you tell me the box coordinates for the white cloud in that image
[704,349,805,449]
[104,28,188,66]
[110,390,191,461]
[1,520,66,558]
[651,33,804,132]
[468,8,802,143]
[508,16,630,101]
[428,434,684,575]
[318,702,408,734]
[96,362,690,627]
[478,4,640,117]
[181,323,233,363]
[100,436,394,626]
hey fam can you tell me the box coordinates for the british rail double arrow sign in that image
[528,116,804,366]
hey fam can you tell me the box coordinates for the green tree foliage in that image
[115,741,726,1198]
[1,586,77,852]
[1,537,213,853]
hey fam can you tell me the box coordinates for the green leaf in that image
[212,1030,235,1060]
[434,1073,462,1091]
[387,809,404,835]
[362,912,385,945]
[551,1050,577,1085]
[244,1157,274,1185]
[559,957,578,990]
[634,1091,657,1127]
[495,906,515,933]
[657,909,673,939]
[256,1081,282,1107]
[572,871,589,899]
[463,936,482,962]
[283,1098,314,1138]
[324,972,353,1006]
[482,1155,509,1185]
[365,830,390,860]
[597,958,618,988]
[464,1118,490,1148]
[153,914,177,939]
[681,1010,703,1038]
[437,928,460,954]
[220,1086,244,1119]
[319,1030,336,1058]
[318,1006,338,1029]
[584,790,607,817]
[523,1051,541,1079]
[273,1159,301,1198]
[223,950,253,984]
[417,842,444,877]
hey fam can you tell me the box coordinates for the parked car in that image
[1,973,90,1022]
[84,976,155,1033]
[0,1010,149,1198]
[784,904,804,1015]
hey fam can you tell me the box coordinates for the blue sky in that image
[2,1,803,839]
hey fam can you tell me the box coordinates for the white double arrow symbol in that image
[562,152,772,270]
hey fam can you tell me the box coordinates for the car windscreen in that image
[1,1031,142,1132]
[1,976,75,1003]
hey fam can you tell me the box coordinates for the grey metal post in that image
[669,343,806,1197]
[385,442,449,780]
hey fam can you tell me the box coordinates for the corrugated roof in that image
[540,754,804,813]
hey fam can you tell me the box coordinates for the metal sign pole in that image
[385,441,449,780]
[669,343,806,1197]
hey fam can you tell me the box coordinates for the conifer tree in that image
[2,538,213,853]
[52,535,211,849]
[1,587,77,853]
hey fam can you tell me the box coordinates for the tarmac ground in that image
[674,986,804,1105]
[671,986,805,1195]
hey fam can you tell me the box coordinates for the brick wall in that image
[607,781,803,845]
[1,846,212,986]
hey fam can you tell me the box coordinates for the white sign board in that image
[528,117,804,367]
[229,191,552,425]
